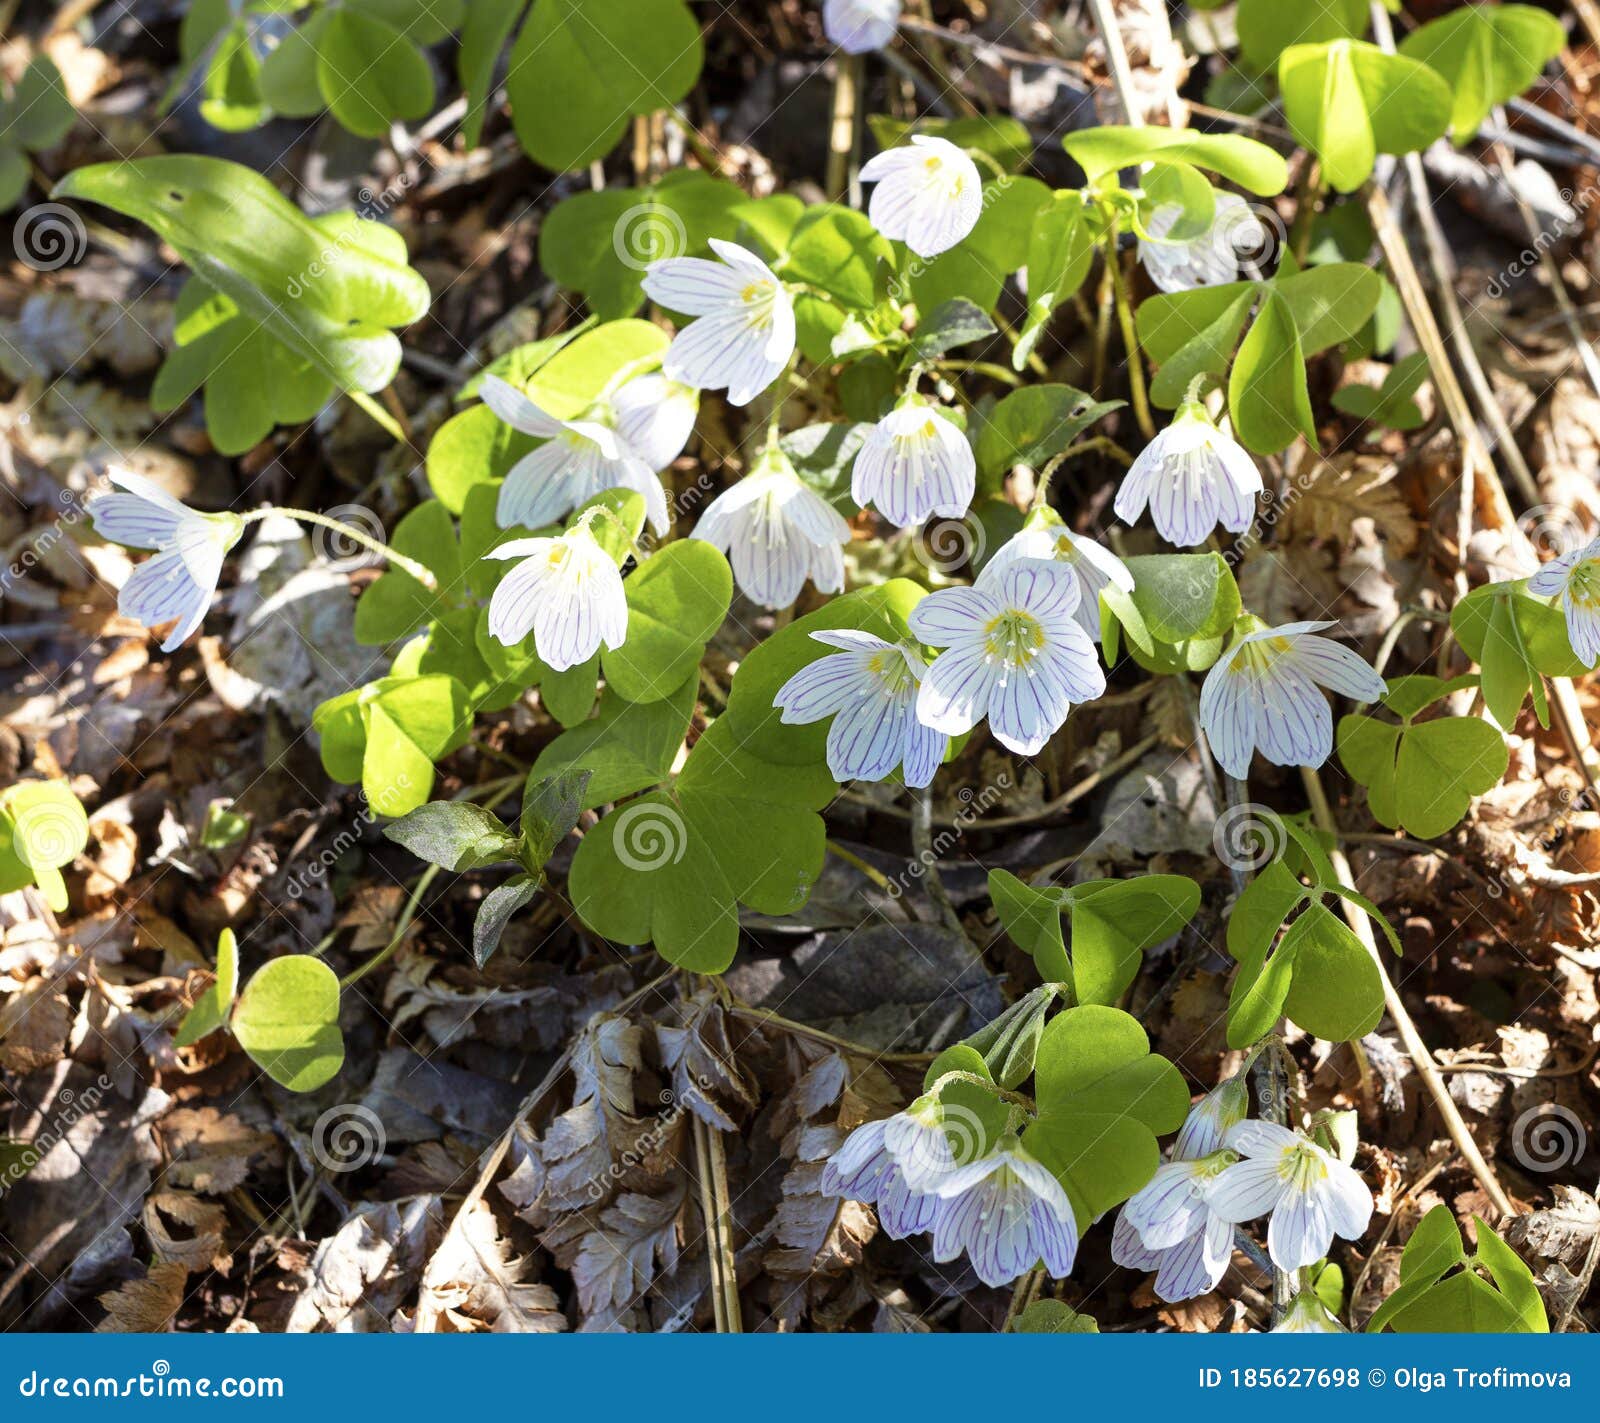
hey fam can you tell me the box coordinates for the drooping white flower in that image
[1198,618,1387,781]
[821,1116,942,1239]
[692,450,851,609]
[1528,533,1600,667]
[1111,1079,1248,1303]
[1139,193,1268,294]
[982,522,1134,644]
[851,401,974,529]
[1205,1120,1373,1273]
[610,371,699,473]
[881,1098,966,1193]
[910,558,1106,756]
[929,1139,1079,1286]
[642,239,796,406]
[1114,404,1263,547]
[1272,1292,1348,1333]
[824,0,900,53]
[774,630,948,786]
[88,468,243,653]
[479,374,669,536]
[484,524,627,670]
[860,135,983,259]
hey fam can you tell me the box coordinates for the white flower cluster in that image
[821,1102,1078,1287]
[825,1080,1374,1295]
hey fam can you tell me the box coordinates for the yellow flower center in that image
[1278,1144,1329,1192]
[866,649,914,695]
[1570,558,1600,610]
[983,609,1045,667]
[1235,634,1293,680]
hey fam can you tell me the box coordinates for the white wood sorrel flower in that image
[692,448,850,609]
[1114,403,1263,547]
[1199,617,1386,781]
[1138,193,1267,294]
[1205,1120,1373,1272]
[1111,1077,1247,1303]
[929,1138,1079,1287]
[860,136,982,259]
[774,630,948,786]
[820,1116,941,1241]
[88,468,243,652]
[642,239,795,406]
[850,400,975,529]
[982,522,1134,644]
[824,0,900,53]
[610,371,699,474]
[484,523,626,671]
[479,373,669,536]
[910,558,1106,756]
[1528,532,1600,666]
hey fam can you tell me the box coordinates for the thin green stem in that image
[1105,233,1156,439]
[245,508,438,591]
[347,388,408,445]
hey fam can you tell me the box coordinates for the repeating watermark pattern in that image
[311,504,387,574]
[282,785,401,901]
[585,1075,716,1201]
[612,203,689,271]
[311,1103,386,1173]
[911,514,986,579]
[287,173,413,297]
[613,801,688,871]
[13,202,87,272]
[1518,503,1590,563]
[1510,1104,1587,1174]
[356,171,413,222]
[0,1075,112,1198]
[885,775,1010,900]
[1222,200,1286,276]
[3,486,90,597]
[1486,181,1595,300]
[1212,801,1287,874]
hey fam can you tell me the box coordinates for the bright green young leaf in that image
[1015,191,1104,370]
[506,0,704,172]
[0,57,76,204]
[962,988,1058,1090]
[1370,1207,1548,1333]
[55,157,430,396]
[1277,901,1385,1043]
[312,674,473,816]
[568,719,833,972]
[200,21,269,132]
[317,8,435,138]
[1337,676,1507,838]
[0,780,89,913]
[1062,125,1289,195]
[354,501,462,646]
[1332,352,1430,431]
[601,541,731,704]
[1278,40,1453,193]
[459,0,528,148]
[1230,288,1315,452]
[1009,1300,1099,1333]
[531,674,696,809]
[1399,4,1566,142]
[1026,1005,1189,1223]
[1451,581,1589,730]
[174,927,240,1049]
[231,955,345,1092]
[785,204,894,311]
[1235,0,1368,71]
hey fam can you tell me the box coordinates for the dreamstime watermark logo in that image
[4,485,89,595]
[282,784,404,901]
[357,171,413,220]
[890,1101,988,1176]
[13,799,83,870]
[311,1104,386,1173]
[311,504,386,573]
[885,775,1010,899]
[1518,503,1590,563]
[585,1075,717,1201]
[1510,1104,1587,1174]
[13,202,86,271]
[911,514,986,579]
[612,203,688,271]
[1213,801,1287,873]
[613,801,687,871]
[1486,180,1596,299]
[0,1074,112,1198]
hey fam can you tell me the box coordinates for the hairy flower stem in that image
[912,782,965,940]
[1106,233,1156,440]
[244,507,438,591]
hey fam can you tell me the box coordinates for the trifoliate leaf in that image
[1399,4,1566,142]
[231,955,344,1092]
